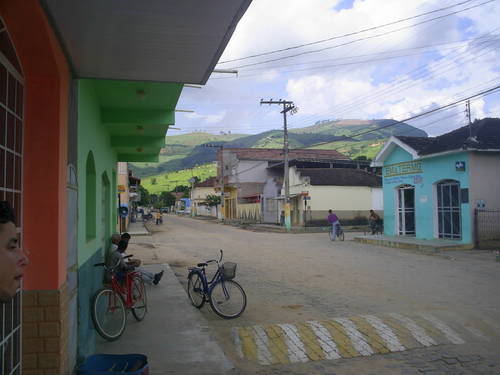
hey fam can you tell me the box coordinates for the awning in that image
[42,0,252,84]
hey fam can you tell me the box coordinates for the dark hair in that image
[121,232,131,241]
[0,201,16,225]
[117,240,128,252]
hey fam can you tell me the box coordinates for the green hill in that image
[141,163,217,194]
[129,119,427,178]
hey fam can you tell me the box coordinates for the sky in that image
[174,0,500,137]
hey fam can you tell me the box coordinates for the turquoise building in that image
[373,118,500,247]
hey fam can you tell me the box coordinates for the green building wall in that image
[77,79,119,359]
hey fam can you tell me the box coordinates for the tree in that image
[160,191,176,208]
[201,194,221,217]
[173,185,190,194]
[138,185,150,206]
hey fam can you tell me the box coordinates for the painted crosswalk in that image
[232,312,473,365]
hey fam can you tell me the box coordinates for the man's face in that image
[111,234,121,245]
[0,222,29,302]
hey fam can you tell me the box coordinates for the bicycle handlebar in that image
[197,250,224,268]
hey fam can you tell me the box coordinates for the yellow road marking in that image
[264,325,290,364]
[239,327,258,362]
[321,320,358,358]
[296,322,326,361]
[349,316,390,354]
[410,315,448,344]
[382,315,422,349]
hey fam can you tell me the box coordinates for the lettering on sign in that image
[384,161,422,177]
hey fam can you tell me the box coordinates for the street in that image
[136,215,500,374]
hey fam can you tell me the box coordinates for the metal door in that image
[397,185,415,236]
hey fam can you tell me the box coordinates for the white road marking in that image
[388,313,437,347]
[231,327,243,358]
[253,325,273,365]
[362,315,406,352]
[420,313,465,344]
[307,321,341,360]
[277,324,309,363]
[334,318,374,356]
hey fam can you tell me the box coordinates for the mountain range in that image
[129,119,427,178]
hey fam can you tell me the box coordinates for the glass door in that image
[437,180,461,239]
[397,185,415,236]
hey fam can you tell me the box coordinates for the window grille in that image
[0,18,24,375]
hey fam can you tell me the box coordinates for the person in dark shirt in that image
[327,209,340,241]
[368,210,382,235]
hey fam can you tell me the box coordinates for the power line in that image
[218,0,482,64]
[215,36,500,78]
[346,84,500,139]
[223,0,497,69]
[286,29,500,128]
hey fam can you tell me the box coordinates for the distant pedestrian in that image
[327,209,340,241]
[368,210,382,235]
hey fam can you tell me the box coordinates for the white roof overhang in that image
[42,0,252,84]
[371,136,420,167]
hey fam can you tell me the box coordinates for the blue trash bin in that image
[78,354,148,375]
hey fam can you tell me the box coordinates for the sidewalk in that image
[96,262,233,375]
[127,220,150,236]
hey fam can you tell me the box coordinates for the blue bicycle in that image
[187,250,247,319]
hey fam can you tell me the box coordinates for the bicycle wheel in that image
[338,229,345,241]
[91,288,126,341]
[131,276,147,321]
[209,280,247,319]
[187,272,205,308]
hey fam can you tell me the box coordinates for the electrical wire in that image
[217,0,484,64]
[222,0,498,70]
[345,84,500,139]
[286,29,500,128]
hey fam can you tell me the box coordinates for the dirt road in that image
[133,215,500,374]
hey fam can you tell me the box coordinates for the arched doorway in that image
[396,184,415,236]
[436,179,461,239]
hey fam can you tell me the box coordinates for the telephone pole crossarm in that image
[259,98,298,232]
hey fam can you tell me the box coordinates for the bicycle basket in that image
[222,262,237,280]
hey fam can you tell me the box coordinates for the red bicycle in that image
[92,255,147,341]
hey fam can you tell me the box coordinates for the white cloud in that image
[176,0,500,135]
[184,110,227,124]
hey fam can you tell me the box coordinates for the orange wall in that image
[0,1,69,290]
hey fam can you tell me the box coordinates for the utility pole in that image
[466,100,472,138]
[203,143,225,221]
[260,99,298,232]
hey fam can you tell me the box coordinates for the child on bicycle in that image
[327,209,340,241]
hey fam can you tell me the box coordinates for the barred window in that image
[0,17,24,375]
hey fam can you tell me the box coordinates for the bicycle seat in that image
[197,262,207,267]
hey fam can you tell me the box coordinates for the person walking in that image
[368,209,382,235]
[327,209,340,241]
